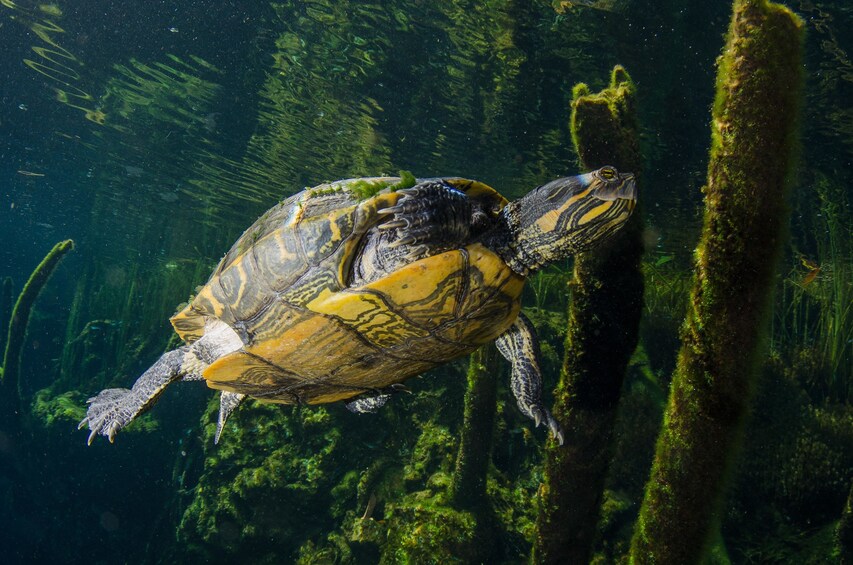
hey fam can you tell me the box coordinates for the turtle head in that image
[493,166,637,275]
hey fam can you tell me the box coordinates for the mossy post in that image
[629,2,804,563]
[1,240,75,433]
[451,343,499,511]
[533,66,644,564]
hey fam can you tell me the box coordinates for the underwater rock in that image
[630,1,804,563]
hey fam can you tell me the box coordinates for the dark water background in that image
[1,0,851,563]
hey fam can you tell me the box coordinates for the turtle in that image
[80,166,636,446]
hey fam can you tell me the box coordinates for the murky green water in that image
[1,1,850,563]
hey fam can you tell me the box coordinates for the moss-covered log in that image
[629,1,804,563]
[533,66,644,564]
[451,343,500,511]
[1,240,75,430]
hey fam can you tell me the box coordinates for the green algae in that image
[629,1,805,563]
[31,389,87,428]
[178,401,349,560]
[534,65,644,564]
[383,489,480,563]
[348,170,417,201]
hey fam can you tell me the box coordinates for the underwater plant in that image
[775,172,853,404]
[0,240,74,435]
[630,0,804,562]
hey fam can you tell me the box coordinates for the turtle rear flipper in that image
[214,391,245,444]
[80,347,191,444]
[345,383,410,414]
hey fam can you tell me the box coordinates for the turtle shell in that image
[170,177,524,405]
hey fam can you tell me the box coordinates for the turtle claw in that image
[377,204,404,216]
[378,219,408,230]
[545,411,564,446]
[525,405,563,444]
[107,421,120,443]
[388,236,415,249]
[80,387,136,445]
[532,408,543,428]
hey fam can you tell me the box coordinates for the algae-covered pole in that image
[629,1,804,563]
[533,66,644,564]
[1,240,75,429]
[451,343,499,511]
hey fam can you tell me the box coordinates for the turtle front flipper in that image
[495,313,564,445]
[378,181,473,253]
[80,347,195,444]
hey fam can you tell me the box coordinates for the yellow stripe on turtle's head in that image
[496,166,637,274]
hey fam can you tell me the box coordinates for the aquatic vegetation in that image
[58,257,210,395]
[535,65,644,564]
[0,278,12,356]
[0,240,74,433]
[177,401,349,560]
[735,361,852,525]
[631,1,804,562]
[551,0,629,14]
[31,388,87,428]
[176,372,466,562]
[525,262,573,312]
[383,489,480,563]
[638,254,693,380]
[775,173,853,403]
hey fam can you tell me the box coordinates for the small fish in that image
[35,222,54,229]
[169,27,179,33]
[800,257,821,287]
[17,170,45,177]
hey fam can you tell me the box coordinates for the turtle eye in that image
[598,166,617,180]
